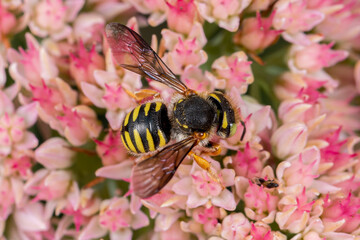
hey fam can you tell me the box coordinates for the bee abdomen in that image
[121,101,171,154]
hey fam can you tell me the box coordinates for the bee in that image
[105,23,246,199]
[253,177,279,189]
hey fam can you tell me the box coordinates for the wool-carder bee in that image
[105,23,246,199]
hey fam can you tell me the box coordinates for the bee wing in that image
[105,23,188,93]
[132,137,197,199]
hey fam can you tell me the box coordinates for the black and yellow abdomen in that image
[121,101,171,154]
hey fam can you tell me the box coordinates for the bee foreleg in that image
[190,152,225,190]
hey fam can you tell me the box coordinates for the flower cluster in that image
[1,0,360,239]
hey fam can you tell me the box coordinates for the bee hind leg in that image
[189,152,225,190]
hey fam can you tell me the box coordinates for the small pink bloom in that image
[221,213,251,240]
[271,122,308,159]
[173,160,236,210]
[35,137,75,169]
[0,5,17,35]
[24,169,72,201]
[276,188,316,233]
[322,193,360,233]
[8,34,58,89]
[166,0,197,34]
[244,181,279,221]
[0,178,15,220]
[95,131,128,166]
[28,0,84,40]
[192,205,221,234]
[291,42,348,73]
[181,66,213,92]
[196,0,251,32]
[3,153,32,178]
[206,51,253,93]
[56,105,102,146]
[69,42,105,87]
[162,24,207,74]
[318,128,357,174]
[130,0,168,26]
[277,147,320,188]
[273,0,324,34]
[234,12,282,52]
[73,13,105,46]
[232,142,264,178]
[246,223,274,240]
[315,0,360,47]
[81,69,139,130]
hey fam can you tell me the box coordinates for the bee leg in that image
[203,141,222,156]
[124,88,160,103]
[189,152,225,189]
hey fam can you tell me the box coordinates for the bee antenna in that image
[240,120,246,141]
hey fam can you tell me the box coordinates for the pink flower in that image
[24,169,73,201]
[322,193,360,233]
[95,131,128,166]
[162,23,207,74]
[276,188,316,233]
[7,33,58,89]
[243,181,279,221]
[153,221,191,240]
[0,5,17,36]
[0,178,15,220]
[192,205,222,234]
[318,128,357,174]
[172,160,236,211]
[3,153,32,179]
[166,0,198,34]
[315,0,360,47]
[234,12,282,52]
[206,51,253,93]
[0,99,38,157]
[273,0,324,34]
[290,42,348,73]
[220,213,251,240]
[73,13,105,46]
[130,0,168,26]
[196,0,251,32]
[35,137,75,169]
[277,147,320,189]
[246,223,274,240]
[80,197,149,240]
[271,122,308,159]
[56,104,102,146]
[231,142,265,179]
[69,42,105,87]
[181,66,213,92]
[81,70,138,130]
[28,0,84,40]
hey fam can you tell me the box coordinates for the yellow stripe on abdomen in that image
[120,133,130,151]
[124,131,137,153]
[222,112,228,129]
[133,129,145,153]
[144,102,151,116]
[124,112,131,126]
[146,129,155,151]
[132,105,141,122]
[158,129,166,147]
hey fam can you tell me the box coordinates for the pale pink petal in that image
[95,160,133,180]
[132,210,150,229]
[172,177,192,195]
[16,102,38,127]
[81,82,106,108]
[110,228,132,240]
[78,216,107,240]
[212,189,236,211]
[13,202,48,232]
[16,132,39,150]
[187,191,208,208]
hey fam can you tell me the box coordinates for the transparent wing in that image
[132,137,197,199]
[105,23,188,93]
